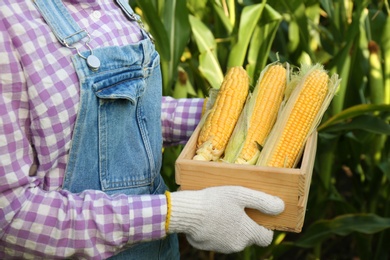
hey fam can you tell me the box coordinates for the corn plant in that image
[131,0,390,259]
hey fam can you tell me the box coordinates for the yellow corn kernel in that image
[235,64,287,164]
[257,64,339,168]
[193,66,249,161]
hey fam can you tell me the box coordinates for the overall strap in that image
[34,0,87,46]
[34,0,153,47]
[34,0,102,70]
[34,0,153,71]
[116,0,138,19]
[115,0,154,43]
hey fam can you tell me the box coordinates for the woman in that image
[0,0,284,259]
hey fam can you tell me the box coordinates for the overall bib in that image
[34,0,179,259]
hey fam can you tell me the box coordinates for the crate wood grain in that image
[175,125,317,233]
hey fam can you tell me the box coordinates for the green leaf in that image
[186,0,208,19]
[319,104,390,131]
[189,15,224,89]
[281,0,315,61]
[135,0,170,61]
[211,1,233,34]
[287,20,300,53]
[227,1,267,67]
[162,0,191,92]
[321,115,390,135]
[295,214,390,248]
[329,48,352,115]
[379,161,390,181]
[246,5,282,83]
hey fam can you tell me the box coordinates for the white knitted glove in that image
[166,186,284,253]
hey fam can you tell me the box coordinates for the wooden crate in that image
[175,125,318,233]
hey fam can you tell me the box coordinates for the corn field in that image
[130,0,390,259]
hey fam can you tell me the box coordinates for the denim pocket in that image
[94,70,145,103]
[94,69,154,191]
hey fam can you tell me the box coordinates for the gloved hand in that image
[166,186,284,253]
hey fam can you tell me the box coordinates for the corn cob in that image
[223,63,288,164]
[257,64,340,168]
[193,66,249,161]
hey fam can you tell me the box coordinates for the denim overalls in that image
[34,0,179,259]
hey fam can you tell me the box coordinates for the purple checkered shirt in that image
[0,1,203,258]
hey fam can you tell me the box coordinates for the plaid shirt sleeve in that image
[0,2,168,259]
[161,96,204,147]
